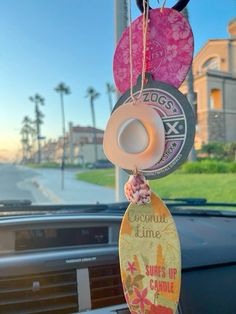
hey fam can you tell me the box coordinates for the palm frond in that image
[55,82,71,95]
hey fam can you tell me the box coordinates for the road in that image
[0,164,115,204]
[0,164,50,203]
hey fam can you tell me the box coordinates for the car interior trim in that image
[0,214,123,227]
[77,268,92,311]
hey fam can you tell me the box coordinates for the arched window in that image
[202,57,220,71]
[210,89,222,110]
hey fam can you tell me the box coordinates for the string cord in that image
[161,0,167,12]
[127,0,149,103]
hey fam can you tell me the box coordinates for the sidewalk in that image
[31,168,115,204]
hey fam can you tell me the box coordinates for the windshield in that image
[0,0,236,206]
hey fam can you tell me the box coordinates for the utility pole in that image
[114,0,129,201]
[182,7,197,161]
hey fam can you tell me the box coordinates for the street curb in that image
[32,178,63,204]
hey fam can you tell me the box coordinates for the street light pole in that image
[60,92,66,190]
[114,0,129,202]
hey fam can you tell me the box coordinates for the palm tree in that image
[20,129,28,162]
[21,116,34,161]
[85,87,100,163]
[55,82,71,189]
[182,7,196,161]
[29,94,45,163]
[29,122,37,161]
[106,82,116,113]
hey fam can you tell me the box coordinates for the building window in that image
[210,89,222,110]
[202,57,220,71]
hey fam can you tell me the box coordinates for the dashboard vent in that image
[89,263,126,309]
[0,269,78,314]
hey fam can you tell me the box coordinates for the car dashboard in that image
[0,201,236,314]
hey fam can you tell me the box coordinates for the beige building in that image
[40,124,106,165]
[40,139,63,164]
[180,18,236,149]
[41,140,58,162]
[67,122,106,165]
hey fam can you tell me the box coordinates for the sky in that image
[0,0,235,161]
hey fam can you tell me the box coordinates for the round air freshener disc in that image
[113,8,194,93]
[119,192,181,314]
[113,73,196,179]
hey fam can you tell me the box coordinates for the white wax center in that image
[118,119,149,154]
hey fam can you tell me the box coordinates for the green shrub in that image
[199,141,236,161]
[228,162,236,173]
[41,162,60,168]
[181,162,203,173]
[181,160,236,174]
[64,163,83,169]
[200,142,225,159]
[26,162,59,168]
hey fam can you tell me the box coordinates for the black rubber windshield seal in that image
[136,0,190,12]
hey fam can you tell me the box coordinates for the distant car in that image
[87,160,114,169]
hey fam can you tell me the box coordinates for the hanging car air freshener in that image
[119,193,181,314]
[103,0,194,313]
[113,6,194,93]
[112,73,196,179]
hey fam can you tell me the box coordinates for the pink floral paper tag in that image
[113,8,194,93]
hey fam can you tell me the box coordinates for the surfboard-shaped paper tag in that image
[119,193,181,314]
